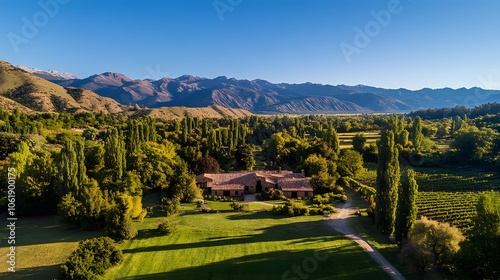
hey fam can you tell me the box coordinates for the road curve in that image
[326,199,406,280]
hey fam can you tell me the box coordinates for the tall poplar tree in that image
[412,116,424,150]
[104,128,126,182]
[395,169,418,242]
[375,128,400,235]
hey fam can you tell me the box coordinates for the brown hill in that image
[0,60,124,114]
[129,105,252,120]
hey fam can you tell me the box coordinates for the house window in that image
[223,191,230,196]
[305,192,309,197]
[235,191,239,195]
[291,192,298,198]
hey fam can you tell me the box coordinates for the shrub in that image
[161,196,181,216]
[60,237,123,280]
[259,189,286,200]
[230,200,244,212]
[158,219,178,235]
[272,201,309,217]
[322,205,336,215]
[105,206,138,242]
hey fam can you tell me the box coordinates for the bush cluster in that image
[272,201,309,217]
[158,219,178,235]
[257,189,286,201]
[230,200,244,211]
[309,205,336,216]
[203,195,244,202]
[161,196,181,216]
[60,237,123,280]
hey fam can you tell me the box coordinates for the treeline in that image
[409,102,500,120]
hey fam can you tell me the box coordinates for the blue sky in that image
[1,0,499,90]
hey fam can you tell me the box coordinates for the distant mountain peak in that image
[18,65,78,80]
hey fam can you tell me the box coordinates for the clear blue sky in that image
[1,0,499,90]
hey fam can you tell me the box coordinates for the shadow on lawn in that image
[0,264,61,280]
[123,220,340,254]
[226,211,287,220]
[118,246,388,280]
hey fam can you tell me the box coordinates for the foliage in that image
[258,188,285,200]
[193,155,220,174]
[272,201,310,217]
[60,237,123,280]
[337,149,364,177]
[352,133,366,153]
[158,219,178,235]
[235,144,255,170]
[455,191,500,280]
[161,196,181,216]
[105,196,138,241]
[230,200,244,212]
[399,217,464,277]
[395,169,418,243]
[375,128,400,235]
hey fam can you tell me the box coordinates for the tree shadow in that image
[0,264,61,280]
[134,228,162,240]
[226,211,288,220]
[123,220,340,254]
[117,247,388,280]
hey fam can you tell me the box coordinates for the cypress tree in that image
[375,128,400,235]
[395,169,418,243]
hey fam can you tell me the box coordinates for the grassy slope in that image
[104,201,390,280]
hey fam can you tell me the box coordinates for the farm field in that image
[103,202,391,280]
[338,132,380,149]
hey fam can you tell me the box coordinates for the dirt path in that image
[327,198,406,280]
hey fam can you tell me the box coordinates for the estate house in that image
[196,170,314,199]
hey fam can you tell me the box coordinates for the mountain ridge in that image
[17,62,500,114]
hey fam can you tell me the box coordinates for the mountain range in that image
[4,60,500,115]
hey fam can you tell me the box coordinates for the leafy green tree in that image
[400,217,464,276]
[375,129,400,235]
[337,149,364,177]
[456,191,500,280]
[304,154,328,176]
[58,193,82,226]
[135,140,177,190]
[395,169,418,243]
[452,126,497,162]
[235,144,255,170]
[105,195,138,241]
[352,133,367,153]
[79,180,106,230]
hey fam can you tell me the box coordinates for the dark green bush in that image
[60,237,123,280]
[161,196,181,216]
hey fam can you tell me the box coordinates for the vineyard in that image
[414,167,500,192]
[416,191,479,232]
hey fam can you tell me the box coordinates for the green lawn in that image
[104,205,391,280]
[1,199,394,280]
[0,215,102,279]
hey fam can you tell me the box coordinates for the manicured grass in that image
[0,214,102,279]
[104,207,391,280]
